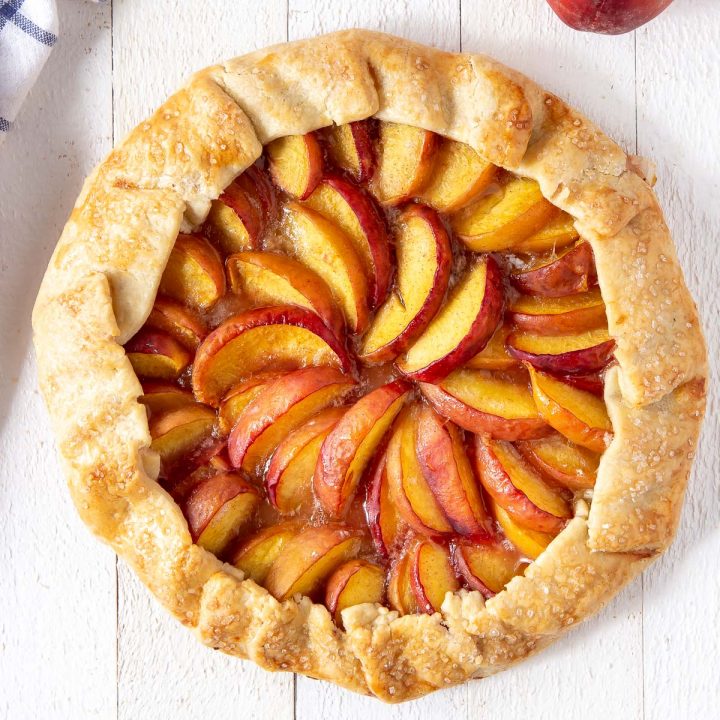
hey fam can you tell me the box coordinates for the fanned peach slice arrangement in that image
[124,121,617,623]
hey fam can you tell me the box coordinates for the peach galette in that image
[125,121,618,619]
[33,31,706,702]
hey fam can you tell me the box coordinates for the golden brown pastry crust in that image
[32,30,707,701]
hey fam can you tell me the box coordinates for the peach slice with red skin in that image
[410,540,460,614]
[182,471,260,555]
[228,367,356,475]
[264,525,362,601]
[507,325,615,374]
[266,133,323,200]
[139,381,194,417]
[508,289,607,335]
[517,432,599,491]
[218,372,282,435]
[265,406,346,514]
[386,405,454,538]
[465,322,519,371]
[230,521,299,583]
[387,550,419,615]
[148,402,217,477]
[325,559,386,625]
[526,364,613,452]
[226,251,344,337]
[126,328,191,381]
[146,296,207,350]
[360,203,452,364]
[303,174,392,307]
[452,539,523,598]
[552,370,605,396]
[279,202,369,332]
[415,405,492,538]
[371,122,438,205]
[512,211,579,253]
[314,379,412,517]
[490,499,555,560]
[452,176,560,252]
[205,178,263,254]
[419,138,497,213]
[192,306,352,406]
[241,165,277,221]
[365,445,406,558]
[325,120,376,183]
[473,435,572,534]
[420,369,550,441]
[159,233,226,310]
[397,255,505,382]
[510,241,596,297]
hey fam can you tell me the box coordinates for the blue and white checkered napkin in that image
[0,0,106,146]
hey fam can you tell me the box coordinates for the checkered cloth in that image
[0,0,106,146]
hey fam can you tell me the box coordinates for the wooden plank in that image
[111,2,294,719]
[636,3,720,718]
[0,1,116,718]
[461,3,644,719]
[287,0,461,713]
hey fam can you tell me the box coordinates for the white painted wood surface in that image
[1,1,717,717]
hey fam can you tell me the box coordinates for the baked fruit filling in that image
[125,120,616,623]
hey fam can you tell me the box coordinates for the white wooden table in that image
[1,1,718,717]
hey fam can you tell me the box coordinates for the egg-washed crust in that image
[31,30,706,702]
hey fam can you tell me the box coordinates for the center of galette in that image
[124,119,615,623]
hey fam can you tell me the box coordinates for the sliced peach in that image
[303,175,391,307]
[182,472,260,555]
[158,234,225,310]
[365,447,406,558]
[325,559,386,625]
[192,306,352,406]
[397,256,504,382]
[387,550,419,616]
[452,539,522,598]
[314,380,412,517]
[410,540,459,614]
[474,435,572,534]
[419,138,497,213]
[148,402,217,476]
[508,289,607,335]
[452,177,559,252]
[228,367,355,475]
[507,325,615,374]
[386,405,453,538]
[513,211,579,253]
[126,329,191,381]
[527,365,613,452]
[421,369,549,441]
[265,406,345,514]
[279,202,369,332]
[230,521,299,583]
[325,120,376,183]
[552,370,605,396]
[371,122,437,205]
[240,165,277,222]
[465,322,519,370]
[490,499,554,560]
[517,433,599,491]
[139,381,194,417]
[266,133,323,200]
[146,296,207,350]
[217,372,281,435]
[205,179,263,254]
[360,203,452,363]
[510,241,596,297]
[415,405,492,538]
[226,251,343,337]
[264,525,361,601]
